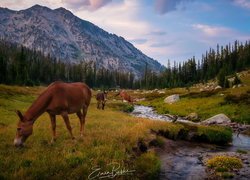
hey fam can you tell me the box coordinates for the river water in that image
[131,105,250,180]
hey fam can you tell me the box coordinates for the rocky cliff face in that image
[0,5,164,78]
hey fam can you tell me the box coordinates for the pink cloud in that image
[154,0,193,14]
[62,0,112,11]
[192,24,232,37]
[233,0,250,9]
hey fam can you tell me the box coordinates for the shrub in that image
[149,136,165,148]
[107,102,134,112]
[224,93,250,105]
[182,90,219,98]
[236,149,247,154]
[151,122,185,140]
[207,156,243,171]
[65,152,85,168]
[21,159,32,168]
[233,74,241,85]
[25,79,35,86]
[177,123,232,144]
[221,172,234,178]
[135,152,161,180]
[195,125,232,144]
[144,92,165,101]
[215,167,229,172]
[122,104,134,113]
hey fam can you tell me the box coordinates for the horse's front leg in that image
[102,101,105,110]
[61,111,75,140]
[49,113,56,143]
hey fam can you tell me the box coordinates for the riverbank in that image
[157,138,250,180]
[131,70,250,124]
[131,105,250,179]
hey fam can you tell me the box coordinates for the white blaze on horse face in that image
[14,137,23,147]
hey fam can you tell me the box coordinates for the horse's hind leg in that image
[80,106,88,137]
[49,113,56,143]
[102,101,105,110]
[97,101,100,109]
[61,112,75,140]
[76,111,84,137]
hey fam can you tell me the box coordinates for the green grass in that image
[206,155,243,178]
[137,70,250,124]
[236,149,248,154]
[0,85,156,179]
[0,84,234,179]
[151,122,232,145]
[195,125,232,144]
[135,151,161,180]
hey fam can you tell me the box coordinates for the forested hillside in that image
[0,40,135,88]
[0,40,250,89]
[144,40,250,89]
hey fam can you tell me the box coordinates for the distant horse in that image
[116,90,133,104]
[14,82,91,147]
[96,91,108,110]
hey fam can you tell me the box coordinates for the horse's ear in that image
[15,110,24,121]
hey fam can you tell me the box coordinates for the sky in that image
[1,0,250,66]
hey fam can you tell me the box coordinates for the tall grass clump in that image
[135,151,161,180]
[195,125,232,144]
[206,155,243,178]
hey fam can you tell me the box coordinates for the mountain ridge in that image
[0,5,165,78]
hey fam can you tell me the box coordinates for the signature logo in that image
[88,162,136,179]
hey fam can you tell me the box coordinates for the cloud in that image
[150,42,174,47]
[233,0,250,9]
[148,31,167,36]
[62,0,112,11]
[74,1,151,39]
[129,38,148,45]
[0,0,28,10]
[154,0,193,14]
[192,24,233,37]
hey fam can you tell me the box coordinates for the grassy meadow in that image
[0,83,233,179]
[0,85,158,179]
[136,70,250,124]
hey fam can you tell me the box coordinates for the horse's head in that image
[14,110,33,147]
[103,91,108,101]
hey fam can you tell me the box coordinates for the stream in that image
[131,105,250,180]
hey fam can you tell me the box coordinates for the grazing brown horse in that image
[14,82,91,147]
[96,91,108,110]
[116,90,133,104]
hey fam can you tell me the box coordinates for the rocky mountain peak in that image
[0,5,165,78]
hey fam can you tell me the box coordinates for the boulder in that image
[215,85,222,90]
[158,90,165,94]
[201,114,231,125]
[185,112,199,121]
[164,94,180,104]
[134,98,145,102]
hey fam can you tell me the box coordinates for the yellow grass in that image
[0,84,234,179]
[0,84,181,179]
